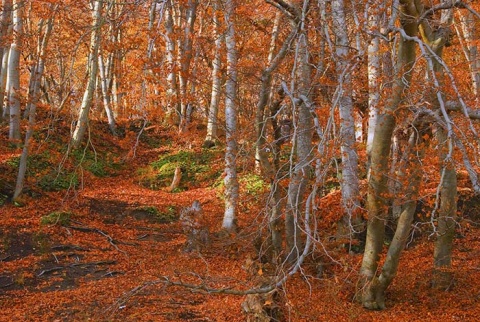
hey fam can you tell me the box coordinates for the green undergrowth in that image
[136,149,222,190]
[72,148,123,177]
[40,211,75,226]
[131,205,178,223]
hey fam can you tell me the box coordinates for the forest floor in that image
[0,120,480,321]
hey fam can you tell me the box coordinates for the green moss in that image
[131,205,178,223]
[137,149,221,190]
[37,171,78,191]
[40,211,73,226]
[157,206,178,223]
[240,174,267,196]
[72,149,122,177]
[135,206,159,216]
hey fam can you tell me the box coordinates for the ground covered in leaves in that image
[1,120,479,321]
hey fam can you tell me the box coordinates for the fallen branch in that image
[66,222,128,255]
[37,260,117,277]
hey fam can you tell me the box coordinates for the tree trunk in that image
[0,0,12,122]
[7,0,22,141]
[285,1,313,265]
[458,11,480,105]
[332,0,362,242]
[98,51,116,135]
[222,0,239,232]
[361,125,425,310]
[432,125,457,290]
[359,0,418,309]
[204,0,222,147]
[421,4,457,290]
[14,8,55,200]
[164,0,179,123]
[176,0,198,132]
[72,0,103,148]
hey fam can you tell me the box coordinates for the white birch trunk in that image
[332,0,361,237]
[222,0,239,231]
[71,0,102,148]
[164,0,179,122]
[177,0,198,132]
[204,0,222,147]
[98,51,116,134]
[0,0,12,121]
[7,0,22,141]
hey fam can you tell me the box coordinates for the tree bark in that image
[222,0,239,231]
[284,0,313,265]
[98,51,116,135]
[359,0,418,309]
[72,0,103,148]
[0,0,12,122]
[332,0,362,242]
[7,0,22,141]
[204,0,222,147]
[14,7,55,200]
[164,0,179,123]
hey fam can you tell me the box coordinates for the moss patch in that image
[136,149,222,190]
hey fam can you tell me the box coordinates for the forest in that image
[1,0,480,321]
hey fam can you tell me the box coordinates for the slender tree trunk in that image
[14,8,54,200]
[7,0,22,141]
[71,0,103,148]
[164,0,179,123]
[421,4,457,290]
[332,0,362,242]
[204,0,222,148]
[0,0,12,122]
[458,11,480,105]
[359,0,418,309]
[177,0,198,132]
[432,125,457,289]
[98,51,116,134]
[222,0,239,231]
[254,11,281,174]
[285,0,313,265]
[361,125,425,309]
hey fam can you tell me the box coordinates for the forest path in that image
[0,145,246,322]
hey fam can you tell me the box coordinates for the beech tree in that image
[0,0,12,121]
[222,0,239,231]
[203,0,223,148]
[359,0,480,309]
[14,3,56,200]
[6,0,22,141]
[71,0,103,148]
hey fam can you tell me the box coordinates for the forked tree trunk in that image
[361,126,425,310]
[72,0,103,148]
[98,51,116,135]
[359,0,418,309]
